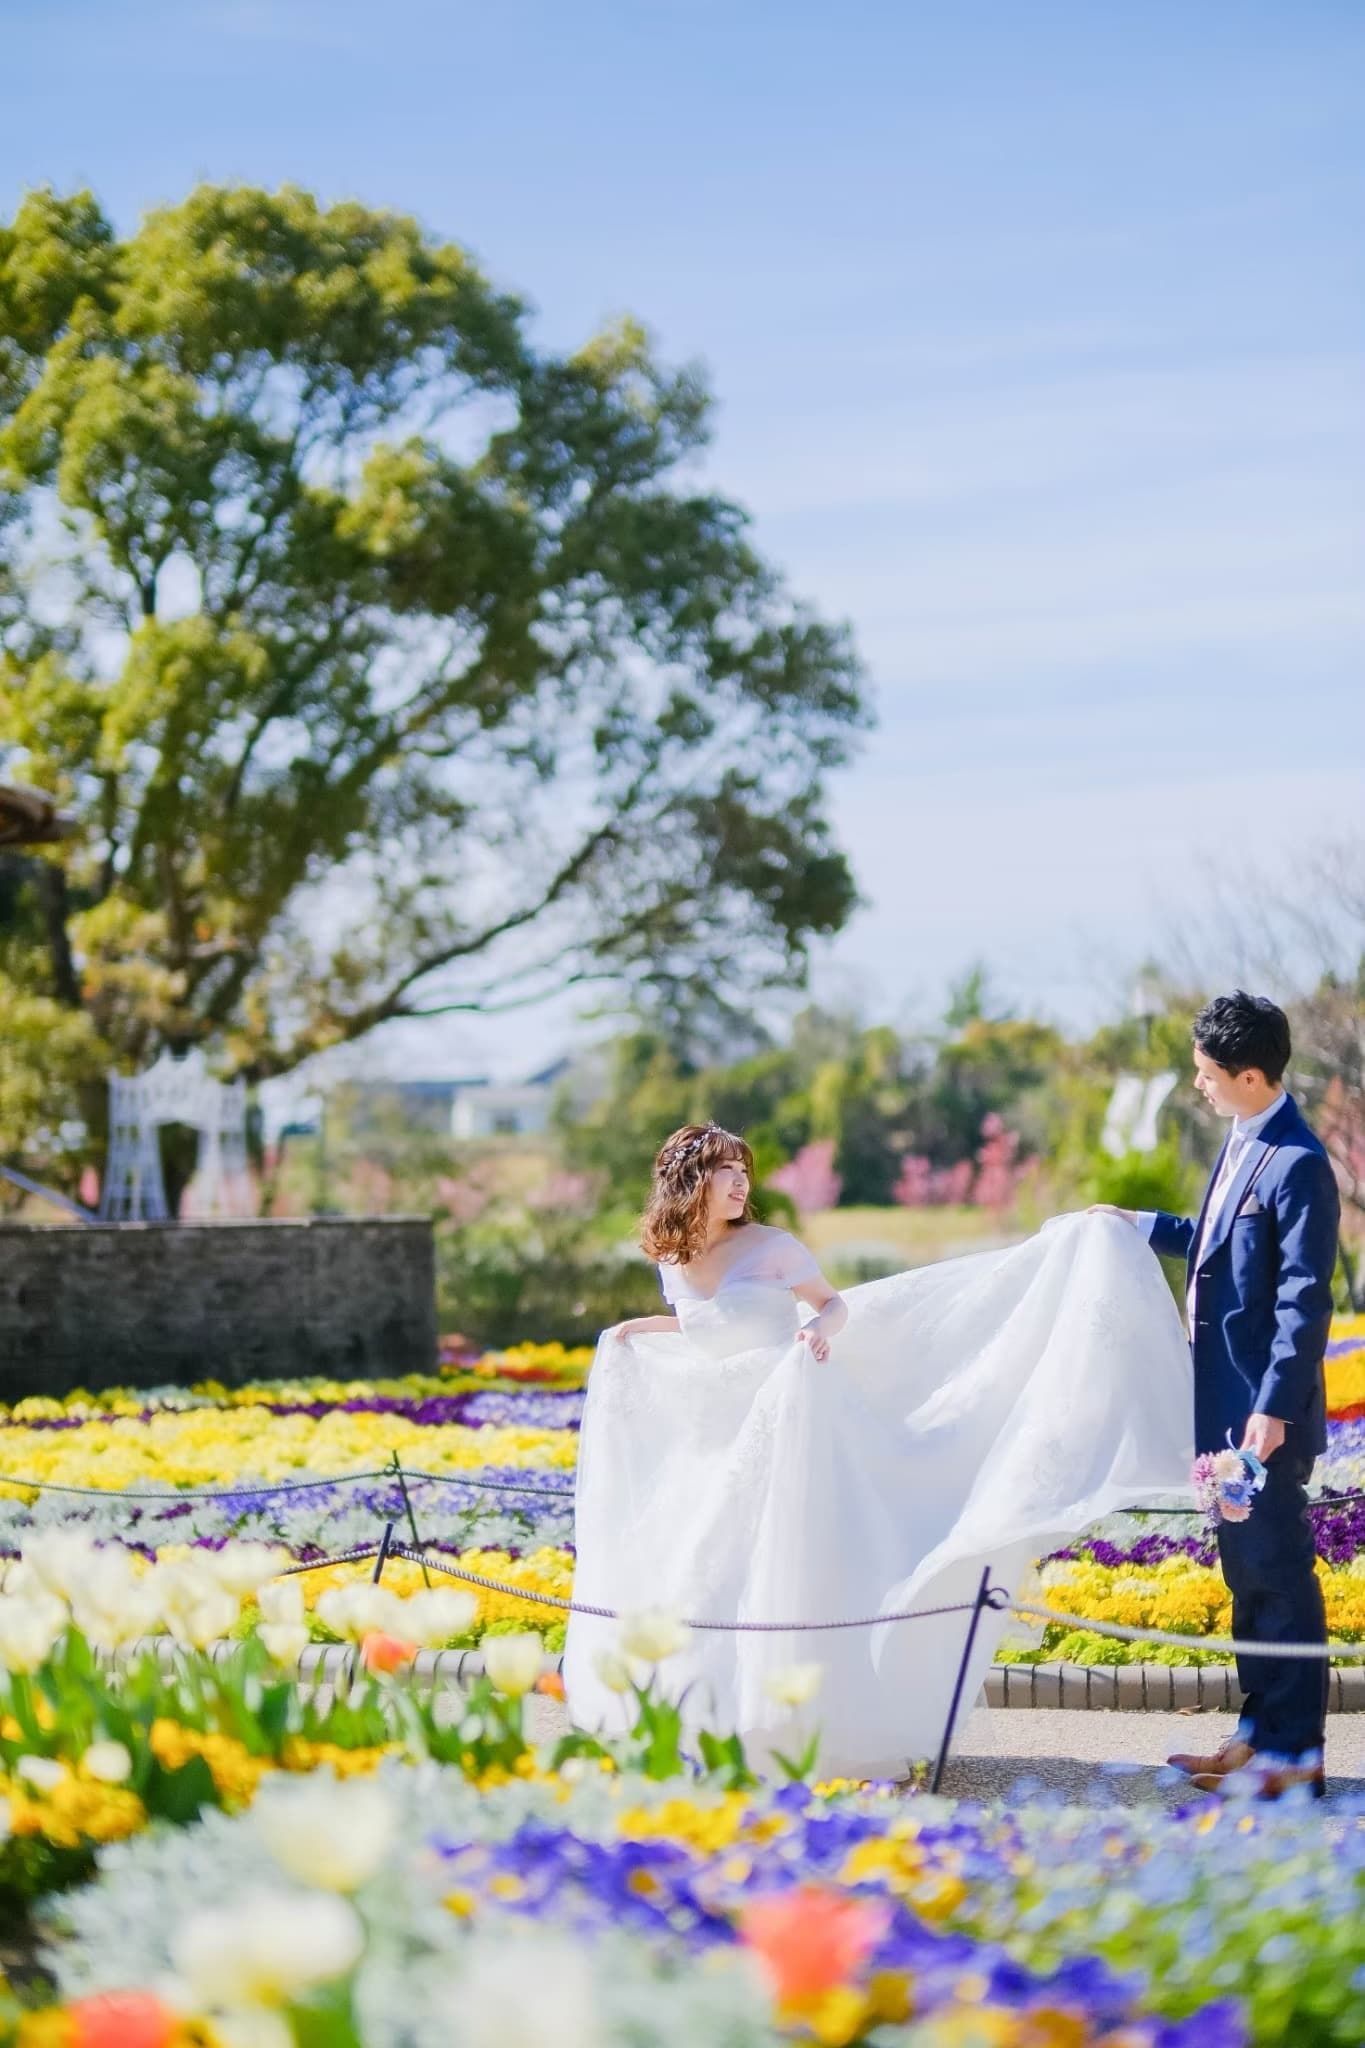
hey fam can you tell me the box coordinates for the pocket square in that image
[1237,1194,1266,1218]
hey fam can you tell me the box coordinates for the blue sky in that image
[5,1,1364,1079]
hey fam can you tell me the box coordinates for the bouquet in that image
[1192,1434,1268,1526]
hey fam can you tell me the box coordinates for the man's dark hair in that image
[1192,991,1291,1082]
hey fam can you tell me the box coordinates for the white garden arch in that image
[100,1049,252,1222]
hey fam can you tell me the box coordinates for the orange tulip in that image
[361,1630,418,1674]
[740,1887,890,2003]
[68,1991,179,2048]
[535,1670,566,1699]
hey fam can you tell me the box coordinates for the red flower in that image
[361,1630,417,1673]
[68,1992,179,2048]
[739,1887,890,2003]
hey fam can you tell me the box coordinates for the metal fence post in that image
[930,1564,997,1795]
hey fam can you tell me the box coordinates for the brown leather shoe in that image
[1189,1754,1327,1800]
[1248,1759,1326,1803]
[1166,1736,1253,1781]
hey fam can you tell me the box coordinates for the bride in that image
[564,1122,1195,1779]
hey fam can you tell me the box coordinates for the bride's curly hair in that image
[641,1123,755,1265]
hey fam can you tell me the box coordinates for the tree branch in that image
[34,860,81,1008]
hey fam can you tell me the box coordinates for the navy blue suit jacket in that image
[1148,1094,1339,1456]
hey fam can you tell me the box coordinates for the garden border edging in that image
[982,1662,1365,1711]
[114,1639,1365,1710]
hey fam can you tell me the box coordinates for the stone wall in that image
[0,1217,436,1397]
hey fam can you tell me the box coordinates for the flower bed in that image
[7,1688,1364,2046]
[5,1319,1364,1673]
[2,1554,1362,2047]
[2,1314,1365,2047]
[0,1351,585,1651]
[1003,1316,1365,1667]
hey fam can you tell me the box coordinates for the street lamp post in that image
[1131,968,1163,1056]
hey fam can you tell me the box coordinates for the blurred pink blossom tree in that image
[768,1139,842,1213]
[973,1112,1025,1213]
[527,1170,596,1214]
[928,1160,975,1206]
[892,1154,933,1208]
[892,1115,1027,1211]
[437,1174,493,1225]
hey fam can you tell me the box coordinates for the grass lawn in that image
[801,1204,1026,1272]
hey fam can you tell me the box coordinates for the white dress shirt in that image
[1137,1091,1284,1323]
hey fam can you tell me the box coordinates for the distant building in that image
[344,1078,483,1137]
[339,1053,607,1143]
[450,1059,573,1140]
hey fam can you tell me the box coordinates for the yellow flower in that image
[279,1738,397,1776]
[16,2015,76,2048]
[2,1770,147,1849]
[149,1720,268,1807]
[618,1793,750,1855]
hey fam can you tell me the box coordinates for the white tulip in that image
[481,1632,543,1697]
[211,2012,293,2048]
[81,1740,134,1784]
[15,1754,66,1793]
[0,1594,67,1674]
[591,1647,634,1695]
[259,1622,310,1667]
[71,1557,162,1650]
[171,1890,363,2008]
[80,1544,141,1604]
[206,1545,292,1598]
[763,1662,824,1709]
[256,1578,305,1627]
[618,1608,692,1664]
[404,1587,478,1646]
[150,1559,227,1628]
[167,1587,239,1650]
[22,1529,96,1601]
[315,1582,404,1644]
[255,1777,396,1893]
[456,1938,600,2048]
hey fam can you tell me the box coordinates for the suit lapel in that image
[1194,1094,1294,1272]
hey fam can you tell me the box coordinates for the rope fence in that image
[1010,1597,1365,1663]
[278,1543,382,1577]
[386,1540,990,1632]
[0,1465,574,1503]
[4,1460,1363,1516]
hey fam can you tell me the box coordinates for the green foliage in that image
[436,1212,662,1347]
[564,1004,1070,1217]
[0,183,865,1177]
[1084,1142,1194,1216]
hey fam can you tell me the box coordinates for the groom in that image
[1101,991,1340,1797]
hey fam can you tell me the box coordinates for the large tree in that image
[0,185,864,1176]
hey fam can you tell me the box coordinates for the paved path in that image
[530,1699,1365,1810]
[937,1707,1365,1810]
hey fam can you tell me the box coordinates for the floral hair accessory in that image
[1191,1433,1268,1526]
[661,1126,736,1170]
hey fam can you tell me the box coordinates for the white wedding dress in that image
[564,1212,1194,1779]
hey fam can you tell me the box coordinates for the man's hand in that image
[1241,1412,1286,1461]
[1088,1204,1138,1225]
